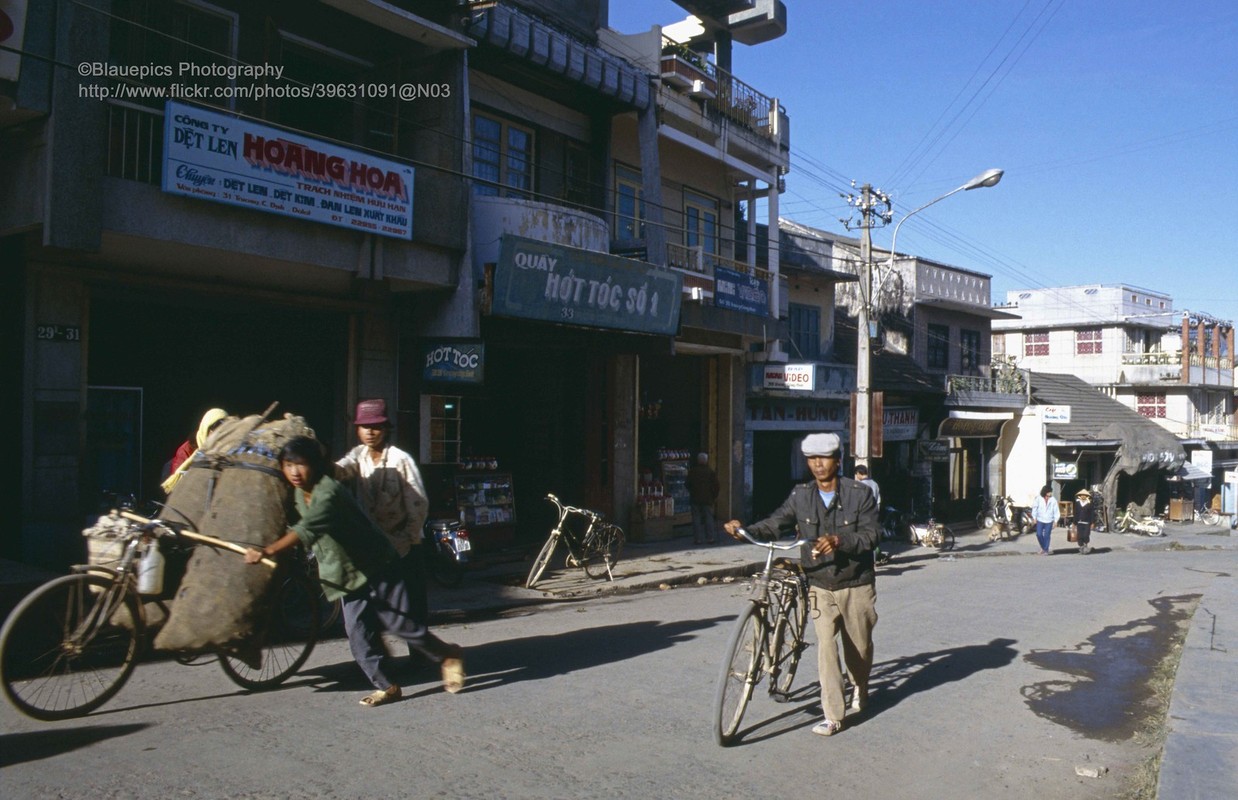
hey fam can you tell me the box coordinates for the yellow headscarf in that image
[195,408,229,447]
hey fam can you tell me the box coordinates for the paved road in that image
[2,539,1233,799]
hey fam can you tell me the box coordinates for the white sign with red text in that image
[763,363,815,391]
[162,101,414,239]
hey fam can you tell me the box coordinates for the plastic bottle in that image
[137,542,165,595]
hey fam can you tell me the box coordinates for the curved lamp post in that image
[855,168,1004,467]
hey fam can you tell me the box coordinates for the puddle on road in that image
[1021,593,1199,742]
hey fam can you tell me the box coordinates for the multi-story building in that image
[3,0,795,566]
[992,284,1236,511]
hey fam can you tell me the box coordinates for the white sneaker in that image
[812,719,842,736]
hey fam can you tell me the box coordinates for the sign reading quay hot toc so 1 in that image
[162,101,414,240]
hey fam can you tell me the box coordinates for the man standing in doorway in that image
[687,452,720,545]
[723,432,880,737]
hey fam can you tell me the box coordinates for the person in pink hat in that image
[336,399,432,633]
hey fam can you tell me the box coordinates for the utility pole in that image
[844,184,890,468]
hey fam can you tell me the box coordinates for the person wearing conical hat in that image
[1073,489,1095,555]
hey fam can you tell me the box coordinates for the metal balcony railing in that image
[106,100,164,185]
[1120,350,1181,366]
[659,37,783,141]
[945,366,1031,403]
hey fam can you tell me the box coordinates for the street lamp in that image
[854,168,1004,467]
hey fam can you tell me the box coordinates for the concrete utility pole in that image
[847,184,890,468]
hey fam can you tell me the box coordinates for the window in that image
[1076,328,1103,355]
[992,333,1006,356]
[428,396,462,464]
[927,323,950,369]
[683,190,719,256]
[472,112,534,198]
[614,165,645,240]
[1025,331,1049,357]
[788,303,821,359]
[960,329,981,373]
[1136,393,1166,419]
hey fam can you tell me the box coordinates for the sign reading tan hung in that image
[493,236,682,335]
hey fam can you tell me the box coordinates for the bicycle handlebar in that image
[545,493,601,521]
[733,527,814,550]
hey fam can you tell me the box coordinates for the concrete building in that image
[2,0,795,567]
[992,284,1236,515]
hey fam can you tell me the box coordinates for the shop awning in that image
[938,411,1013,439]
[1175,462,1213,482]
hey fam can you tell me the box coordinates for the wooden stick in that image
[118,510,278,569]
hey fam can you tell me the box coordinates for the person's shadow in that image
[300,615,735,697]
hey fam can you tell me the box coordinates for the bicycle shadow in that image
[299,615,735,697]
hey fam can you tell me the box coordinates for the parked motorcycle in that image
[1115,503,1165,536]
[908,517,955,550]
[981,495,1033,541]
[424,519,471,587]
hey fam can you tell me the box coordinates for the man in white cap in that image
[723,432,880,737]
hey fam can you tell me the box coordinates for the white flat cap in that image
[801,432,840,457]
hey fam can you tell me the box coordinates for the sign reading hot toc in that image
[492,236,682,335]
[422,340,484,384]
[161,100,414,239]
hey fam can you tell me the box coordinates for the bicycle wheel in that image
[932,525,956,550]
[1201,508,1220,526]
[0,573,142,720]
[219,572,319,690]
[427,547,466,588]
[525,533,560,589]
[713,604,763,746]
[770,587,807,696]
[582,524,625,580]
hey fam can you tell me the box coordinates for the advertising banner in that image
[763,363,814,391]
[493,236,681,335]
[713,265,768,315]
[162,101,414,239]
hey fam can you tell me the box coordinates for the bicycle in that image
[525,494,625,589]
[0,509,320,721]
[713,528,813,746]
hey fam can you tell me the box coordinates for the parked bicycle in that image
[0,509,320,720]
[1115,503,1166,536]
[907,517,956,549]
[713,528,813,746]
[525,494,625,589]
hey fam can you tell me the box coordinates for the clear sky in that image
[607,0,1238,326]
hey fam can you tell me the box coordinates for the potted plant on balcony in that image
[660,42,716,97]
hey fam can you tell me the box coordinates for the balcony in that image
[944,369,1030,409]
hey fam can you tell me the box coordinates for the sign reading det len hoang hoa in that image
[493,236,682,335]
[162,101,414,240]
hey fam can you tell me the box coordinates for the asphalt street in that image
[1,520,1234,798]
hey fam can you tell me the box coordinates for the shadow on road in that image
[0,723,153,767]
[300,614,736,697]
[870,637,1020,715]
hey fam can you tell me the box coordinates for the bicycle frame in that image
[526,494,623,588]
[713,529,812,746]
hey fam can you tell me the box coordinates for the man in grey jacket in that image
[724,432,879,737]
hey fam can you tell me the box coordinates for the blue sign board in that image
[713,265,768,315]
[422,340,484,384]
[492,236,682,335]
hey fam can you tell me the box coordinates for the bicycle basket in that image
[82,514,136,566]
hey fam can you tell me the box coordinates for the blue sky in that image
[608,1,1238,326]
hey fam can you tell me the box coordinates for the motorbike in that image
[424,519,471,587]
[1115,503,1165,536]
[907,517,955,550]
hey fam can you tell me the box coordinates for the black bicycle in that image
[525,494,625,589]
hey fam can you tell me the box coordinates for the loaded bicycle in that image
[0,508,320,721]
[525,494,625,589]
[713,528,813,746]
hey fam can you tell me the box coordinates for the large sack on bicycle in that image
[155,414,315,663]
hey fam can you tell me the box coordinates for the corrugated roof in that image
[1029,371,1172,445]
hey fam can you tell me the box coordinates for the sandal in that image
[359,685,402,707]
[441,647,466,694]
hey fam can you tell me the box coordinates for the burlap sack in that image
[154,414,315,663]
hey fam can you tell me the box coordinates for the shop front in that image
[415,235,684,550]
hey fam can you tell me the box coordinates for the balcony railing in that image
[666,241,771,282]
[945,367,1031,407]
[659,37,783,142]
[1121,350,1181,366]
